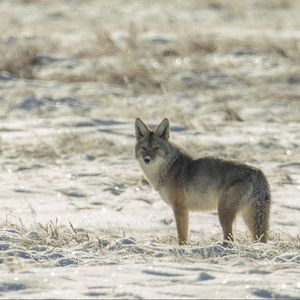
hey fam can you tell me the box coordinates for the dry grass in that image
[15,141,59,160]
[259,0,294,9]
[13,131,130,159]
[101,54,162,94]
[16,0,42,3]
[0,217,90,249]
[40,26,300,97]
[54,131,129,157]
[0,137,3,155]
[0,42,40,79]
[181,138,288,166]
[88,23,300,62]
[286,69,300,84]
[1,217,299,267]
[223,105,244,122]
[36,220,90,247]
[165,107,197,129]
[44,57,163,95]
[7,14,293,98]
[57,24,164,93]
[181,32,300,62]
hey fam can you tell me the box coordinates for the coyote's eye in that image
[153,146,159,151]
[141,147,147,151]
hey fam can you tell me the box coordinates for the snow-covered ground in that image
[0,0,299,298]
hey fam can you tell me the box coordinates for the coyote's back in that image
[135,117,271,245]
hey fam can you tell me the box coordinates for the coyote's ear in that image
[155,118,170,140]
[135,118,149,140]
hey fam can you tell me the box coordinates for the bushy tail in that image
[251,172,271,242]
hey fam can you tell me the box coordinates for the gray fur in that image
[135,118,271,244]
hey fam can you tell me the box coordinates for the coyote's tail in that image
[251,172,271,242]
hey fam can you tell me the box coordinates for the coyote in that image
[135,118,271,245]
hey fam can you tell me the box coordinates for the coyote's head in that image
[135,118,172,165]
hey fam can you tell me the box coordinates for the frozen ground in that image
[0,0,300,299]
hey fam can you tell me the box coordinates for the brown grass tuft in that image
[104,54,162,93]
[258,0,294,9]
[13,131,130,159]
[35,220,90,247]
[0,42,40,79]
[180,32,300,62]
[54,131,129,157]
[223,105,244,122]
[16,142,59,159]
[182,32,218,55]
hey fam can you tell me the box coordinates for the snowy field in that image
[0,0,300,298]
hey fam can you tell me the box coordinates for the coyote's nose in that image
[143,156,151,164]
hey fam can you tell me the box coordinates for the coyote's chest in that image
[139,157,167,190]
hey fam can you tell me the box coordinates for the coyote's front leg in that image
[172,200,189,245]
